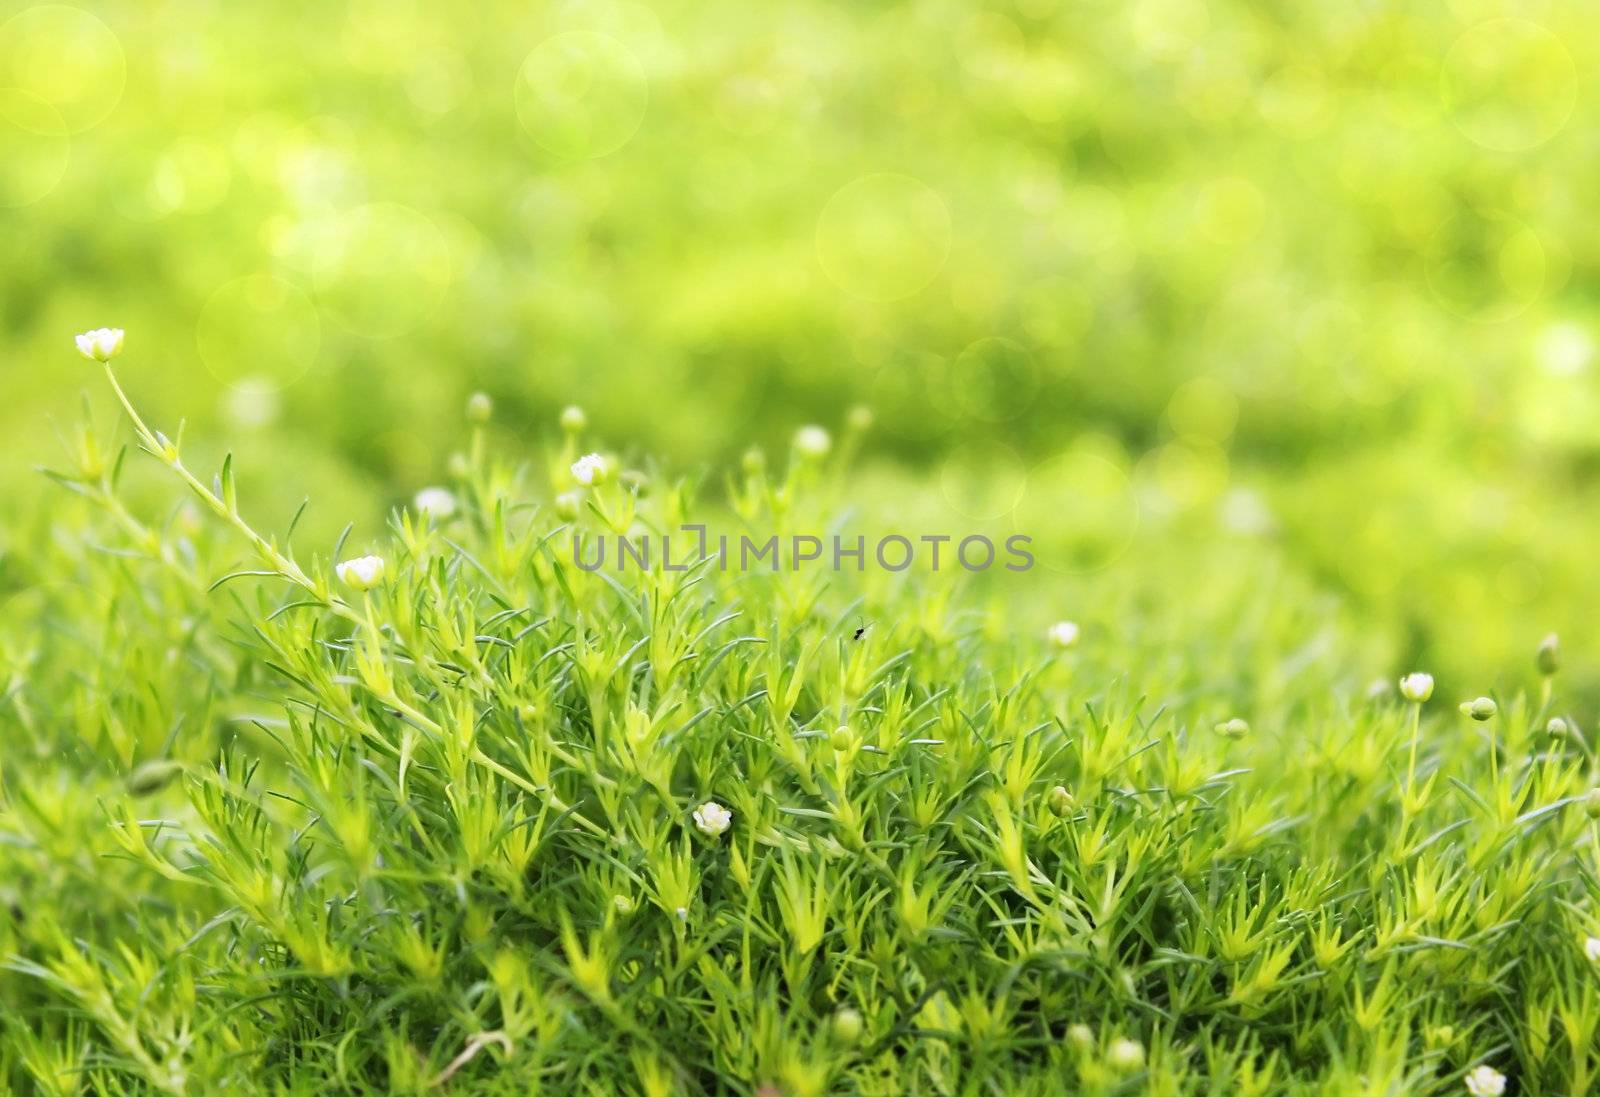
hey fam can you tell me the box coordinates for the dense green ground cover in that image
[3,352,1598,1093]
[7,1,1600,1093]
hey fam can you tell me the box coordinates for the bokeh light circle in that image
[1013,443,1139,574]
[1018,277,1092,348]
[1166,376,1238,442]
[1537,321,1593,377]
[197,274,321,390]
[309,202,452,338]
[0,88,68,207]
[1442,19,1575,152]
[950,336,1039,423]
[870,351,959,442]
[713,66,810,137]
[515,32,648,159]
[816,174,952,301]
[1424,210,1544,323]
[939,440,1026,520]
[0,5,125,134]
[1053,184,1127,257]
[150,139,233,215]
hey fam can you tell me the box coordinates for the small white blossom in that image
[335,554,387,591]
[1107,1037,1144,1072]
[560,405,587,433]
[75,327,125,362]
[1047,621,1080,650]
[1399,672,1434,703]
[571,453,608,487]
[1585,936,1600,962]
[692,800,731,837]
[794,425,832,459]
[413,487,457,519]
[1463,1064,1505,1097]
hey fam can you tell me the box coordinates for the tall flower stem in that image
[101,362,359,625]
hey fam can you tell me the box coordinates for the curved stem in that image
[102,362,359,624]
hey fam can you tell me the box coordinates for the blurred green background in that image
[4,0,1600,696]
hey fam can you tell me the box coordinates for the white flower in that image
[1585,936,1600,962]
[1107,1037,1144,1072]
[571,453,608,486]
[794,425,832,459]
[1047,621,1080,649]
[560,405,587,433]
[692,800,731,837]
[1399,672,1434,703]
[75,327,125,362]
[413,487,457,519]
[1464,1064,1505,1097]
[335,554,387,591]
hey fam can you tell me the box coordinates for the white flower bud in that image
[1047,621,1080,650]
[466,392,493,424]
[830,1007,863,1044]
[1463,1064,1505,1097]
[571,453,609,487]
[1585,936,1600,963]
[413,487,457,520]
[1398,673,1434,703]
[75,327,125,362]
[560,405,587,433]
[554,491,582,520]
[335,554,387,591]
[1107,1037,1144,1072]
[692,800,731,837]
[1538,633,1561,676]
[794,425,832,460]
[1215,717,1249,739]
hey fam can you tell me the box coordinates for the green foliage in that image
[7,4,1600,1090]
[3,364,1599,1094]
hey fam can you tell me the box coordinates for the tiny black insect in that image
[852,619,870,641]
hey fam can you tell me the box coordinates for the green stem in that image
[102,362,360,625]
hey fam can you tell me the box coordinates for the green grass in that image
[3,346,1598,1094]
